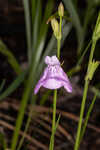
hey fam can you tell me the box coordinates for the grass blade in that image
[54,114,61,133]
[0,133,7,149]
[0,40,21,74]
[0,70,27,100]
[0,80,6,93]
[32,0,42,50]
[23,0,32,65]
[31,0,36,25]
[79,93,97,144]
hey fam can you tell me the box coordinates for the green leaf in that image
[0,70,27,100]
[31,0,36,25]
[54,114,61,133]
[0,133,7,149]
[0,80,6,93]
[32,0,42,50]
[79,93,97,144]
[0,40,21,74]
[23,0,32,65]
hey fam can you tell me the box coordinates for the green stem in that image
[79,93,97,143]
[57,16,62,59]
[74,39,97,150]
[51,90,57,150]
[74,80,89,150]
[88,40,96,71]
[57,39,60,59]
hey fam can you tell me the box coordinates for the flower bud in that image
[93,12,100,41]
[58,2,64,17]
[51,18,59,39]
[85,60,99,81]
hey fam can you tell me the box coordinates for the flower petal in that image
[34,67,48,94]
[51,55,60,65]
[34,81,43,94]
[57,68,72,92]
[63,82,72,93]
[45,56,51,65]
[45,55,60,65]
[43,78,62,89]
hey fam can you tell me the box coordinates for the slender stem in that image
[74,80,89,150]
[57,16,62,59]
[74,39,97,150]
[77,40,92,66]
[87,40,96,73]
[57,39,60,59]
[52,91,57,134]
[79,93,97,143]
[50,90,57,150]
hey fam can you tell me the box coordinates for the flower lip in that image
[45,55,60,65]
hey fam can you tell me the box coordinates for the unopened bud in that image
[58,2,64,17]
[93,12,100,41]
[51,18,59,39]
[86,60,99,81]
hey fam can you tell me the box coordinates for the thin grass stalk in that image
[32,0,42,51]
[0,40,22,74]
[23,0,32,65]
[31,0,36,26]
[79,93,97,143]
[74,80,89,150]
[17,96,36,150]
[0,70,27,100]
[0,133,7,149]
[0,80,6,93]
[67,40,92,76]
[74,38,97,150]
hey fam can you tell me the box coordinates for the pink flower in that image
[34,56,72,94]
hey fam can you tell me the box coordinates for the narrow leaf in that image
[0,70,27,100]
[23,0,32,65]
